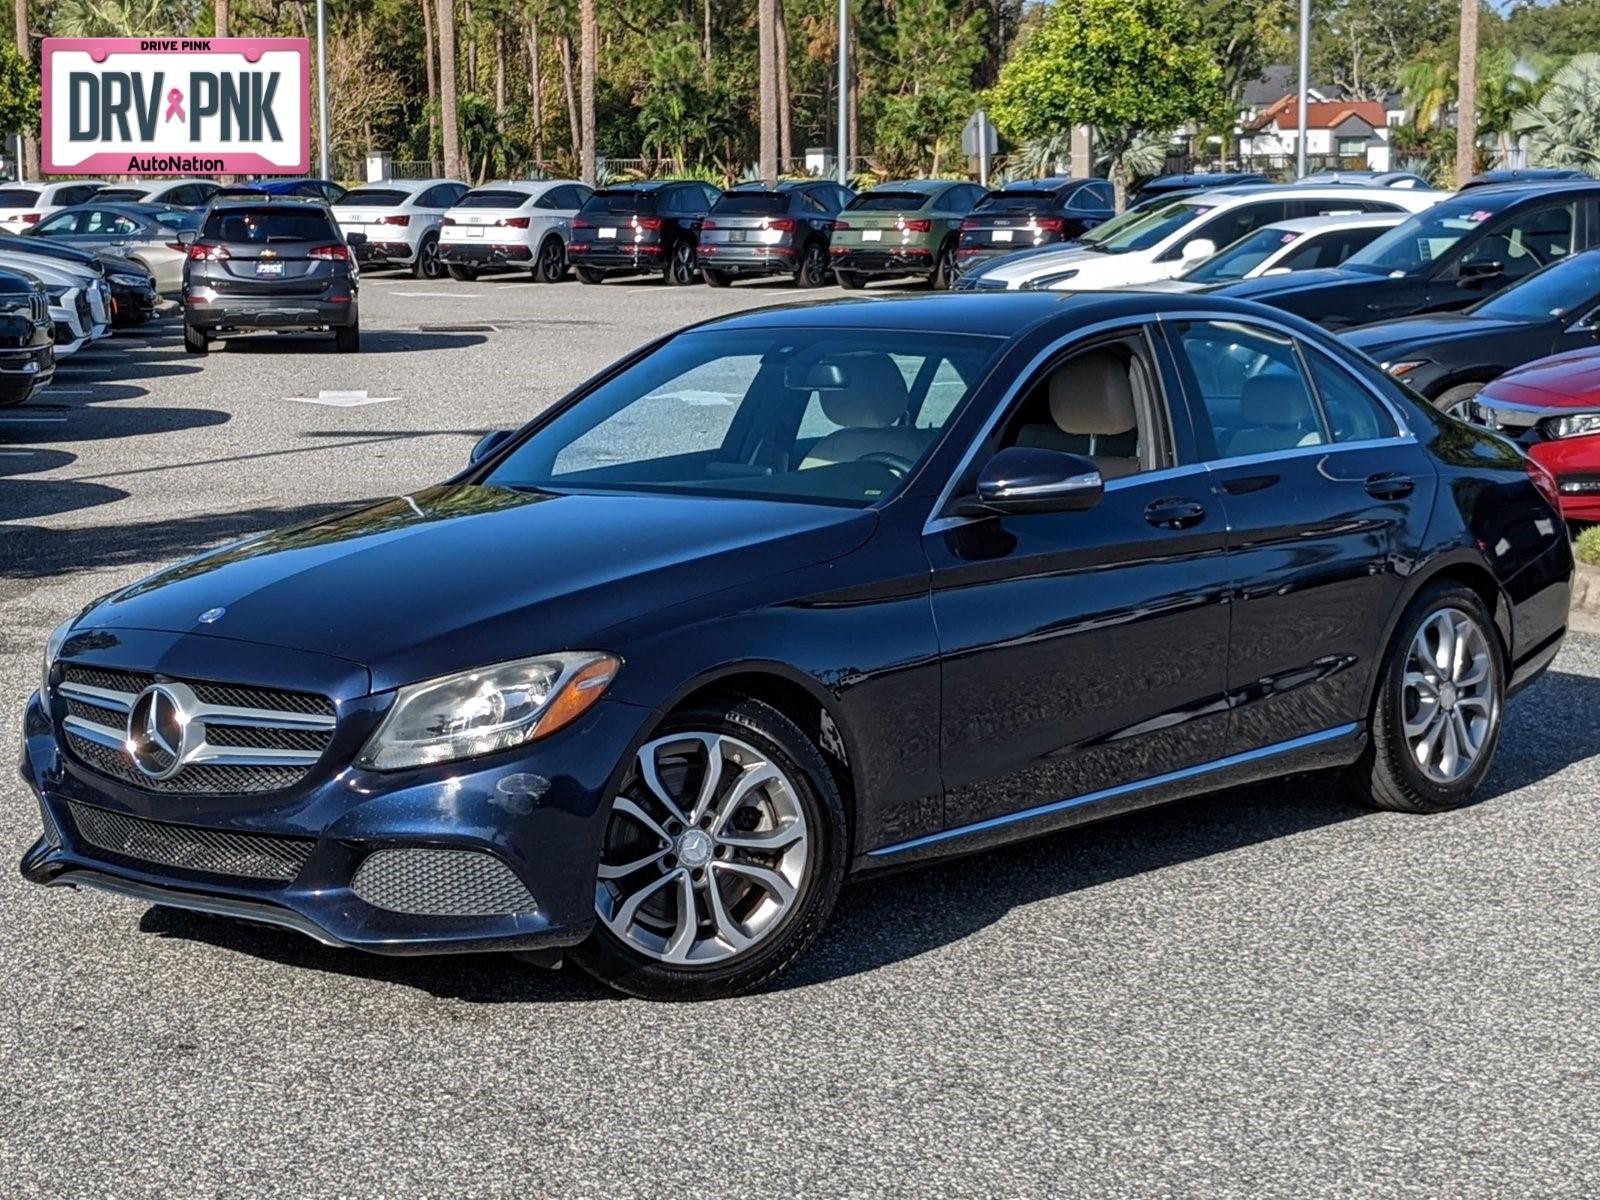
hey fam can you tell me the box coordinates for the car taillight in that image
[633,216,663,231]
[19,213,39,224]
[834,219,852,230]
[443,216,457,225]
[165,242,186,253]
[188,243,229,261]
[900,218,932,232]
[309,244,350,261]
[702,218,719,230]
[573,216,592,228]
[377,214,411,226]
[765,217,795,232]
[1526,454,1561,511]
[497,216,530,228]
[960,218,981,231]
[1034,217,1065,232]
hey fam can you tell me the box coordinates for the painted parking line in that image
[285,390,398,408]
[392,291,479,299]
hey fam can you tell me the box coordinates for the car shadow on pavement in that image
[204,330,488,355]
[126,668,1600,1003]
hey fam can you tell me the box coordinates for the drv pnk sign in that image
[42,38,310,176]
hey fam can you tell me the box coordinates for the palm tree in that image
[12,0,32,177]
[1477,50,1544,167]
[758,0,777,184]
[1514,53,1600,174]
[579,0,596,185]
[214,0,227,37]
[437,0,462,178]
[1399,49,1455,134]
[1457,0,1479,187]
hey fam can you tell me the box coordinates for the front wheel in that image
[835,269,866,290]
[702,268,732,288]
[575,266,606,285]
[571,697,848,1001]
[1348,583,1505,813]
[1433,382,1483,420]
[446,263,479,281]
[663,240,698,286]
[183,323,209,355]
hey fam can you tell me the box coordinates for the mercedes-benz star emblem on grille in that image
[198,607,226,624]
[125,684,198,780]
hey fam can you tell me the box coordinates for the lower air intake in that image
[351,849,536,917]
[67,802,314,883]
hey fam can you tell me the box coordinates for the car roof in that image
[1465,168,1589,187]
[598,180,709,193]
[1441,179,1600,205]
[1188,184,1440,205]
[344,178,457,194]
[730,179,831,192]
[1143,172,1269,189]
[1000,176,1095,192]
[73,202,189,217]
[466,178,580,196]
[873,179,962,193]
[206,195,329,210]
[1268,213,1406,234]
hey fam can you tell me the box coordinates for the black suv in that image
[568,181,721,285]
[698,180,855,288]
[0,268,54,405]
[1214,182,1600,328]
[956,177,1115,274]
[181,198,359,354]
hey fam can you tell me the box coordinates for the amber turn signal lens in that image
[534,655,620,739]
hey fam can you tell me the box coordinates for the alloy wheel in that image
[670,242,696,284]
[1401,606,1498,784]
[596,731,810,965]
[540,237,565,281]
[418,237,442,279]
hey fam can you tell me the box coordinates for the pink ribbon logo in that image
[164,88,185,123]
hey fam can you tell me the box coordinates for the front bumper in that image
[186,290,357,332]
[830,246,934,276]
[18,686,651,955]
[1528,436,1600,521]
[108,281,158,325]
[0,340,54,387]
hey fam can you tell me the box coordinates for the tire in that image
[793,241,831,288]
[663,239,698,286]
[1433,382,1484,419]
[412,234,443,280]
[1347,582,1506,814]
[930,239,957,290]
[183,323,209,355]
[534,235,568,283]
[446,263,479,281]
[835,269,866,290]
[702,268,732,288]
[570,696,848,1001]
[576,266,606,285]
[0,382,31,407]
[335,319,360,353]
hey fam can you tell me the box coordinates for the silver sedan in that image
[23,201,198,294]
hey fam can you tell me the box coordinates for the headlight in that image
[1380,360,1427,378]
[41,618,73,696]
[357,651,620,770]
[44,285,69,302]
[1543,412,1600,440]
[1021,268,1079,291]
[108,272,146,287]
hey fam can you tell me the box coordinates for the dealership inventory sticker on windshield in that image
[42,38,309,175]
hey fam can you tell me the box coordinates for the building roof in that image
[1245,97,1387,133]
[1240,66,1336,108]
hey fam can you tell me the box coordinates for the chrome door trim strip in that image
[866,721,1362,857]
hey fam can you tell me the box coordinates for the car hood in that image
[0,253,95,286]
[83,484,876,692]
[1341,312,1526,358]
[1210,267,1383,302]
[1486,347,1600,407]
[975,245,1107,286]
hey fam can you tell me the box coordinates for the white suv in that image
[332,179,470,279]
[438,180,593,282]
[0,181,108,234]
[955,185,1445,292]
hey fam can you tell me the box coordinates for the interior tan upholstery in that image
[801,353,931,469]
[1227,374,1324,456]
[1038,349,1142,479]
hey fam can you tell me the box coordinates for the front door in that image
[924,324,1233,833]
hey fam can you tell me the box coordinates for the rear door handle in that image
[1364,472,1415,500]
[1145,497,1207,530]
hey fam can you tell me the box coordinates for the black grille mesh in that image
[204,724,331,752]
[66,697,123,726]
[67,802,313,882]
[63,664,155,694]
[66,734,307,795]
[351,849,537,916]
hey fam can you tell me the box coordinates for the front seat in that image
[1036,348,1142,479]
[1227,373,1324,456]
[800,353,931,470]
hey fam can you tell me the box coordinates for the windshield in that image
[338,188,411,206]
[456,189,533,209]
[1182,226,1300,283]
[846,191,929,212]
[484,328,1003,508]
[1080,200,1206,254]
[1344,203,1495,275]
[1473,250,1600,320]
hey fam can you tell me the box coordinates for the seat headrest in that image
[1240,372,1316,428]
[817,353,910,428]
[1047,349,1137,436]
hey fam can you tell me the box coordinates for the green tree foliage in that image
[0,41,37,140]
[1313,0,1455,99]
[1514,52,1600,172]
[987,0,1223,207]
[1501,0,1600,61]
[1399,46,1456,133]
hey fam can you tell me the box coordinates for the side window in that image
[83,210,139,235]
[799,191,828,215]
[1171,320,1327,459]
[534,189,559,209]
[193,183,220,204]
[659,187,684,215]
[992,330,1169,479]
[34,210,81,234]
[1459,202,1575,281]
[415,185,445,208]
[572,185,595,208]
[1278,228,1379,271]
[1304,347,1398,442]
[1089,182,1114,208]
[1186,201,1288,256]
[59,185,101,205]
[831,186,854,212]
[699,185,720,210]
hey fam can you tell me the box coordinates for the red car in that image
[1471,347,1600,523]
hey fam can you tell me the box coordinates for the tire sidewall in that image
[571,697,848,1000]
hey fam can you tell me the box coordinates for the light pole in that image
[316,0,330,180]
[837,0,849,185]
[1295,0,1309,178]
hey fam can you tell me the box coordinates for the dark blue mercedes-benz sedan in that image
[20,292,1574,999]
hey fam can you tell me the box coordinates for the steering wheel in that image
[856,451,915,478]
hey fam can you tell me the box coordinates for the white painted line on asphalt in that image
[392,291,479,299]
[285,389,398,408]
[43,389,94,396]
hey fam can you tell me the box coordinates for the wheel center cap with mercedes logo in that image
[125,683,199,780]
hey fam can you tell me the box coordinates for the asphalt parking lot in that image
[3,273,1599,1198]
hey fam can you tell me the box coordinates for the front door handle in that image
[1364,472,1415,500]
[1145,497,1207,530]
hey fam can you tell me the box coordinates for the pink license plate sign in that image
[42,37,310,176]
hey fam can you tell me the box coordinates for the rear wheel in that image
[702,268,732,288]
[534,235,568,283]
[571,697,847,1001]
[930,239,957,289]
[576,266,606,285]
[412,234,443,279]
[446,263,479,281]
[835,269,866,290]
[335,318,360,353]
[664,240,698,286]
[793,241,831,288]
[1433,382,1484,420]
[1347,582,1505,813]
[183,323,209,355]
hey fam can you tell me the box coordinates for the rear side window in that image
[1276,227,1384,271]
[456,189,532,209]
[975,191,1056,213]
[202,207,337,242]
[1304,347,1397,442]
[153,210,200,231]
[57,185,104,205]
[713,193,788,215]
[583,190,657,215]
[0,188,41,206]
[1171,320,1327,459]
[847,191,929,212]
[340,188,411,206]
[93,187,147,202]
[1176,201,1289,260]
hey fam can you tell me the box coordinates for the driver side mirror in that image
[1179,237,1216,263]
[967,447,1104,515]
[470,428,513,464]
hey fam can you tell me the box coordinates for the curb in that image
[1574,562,1600,616]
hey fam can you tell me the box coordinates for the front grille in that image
[351,849,537,916]
[67,802,313,882]
[74,291,91,327]
[57,664,336,796]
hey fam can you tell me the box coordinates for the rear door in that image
[1164,317,1436,752]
